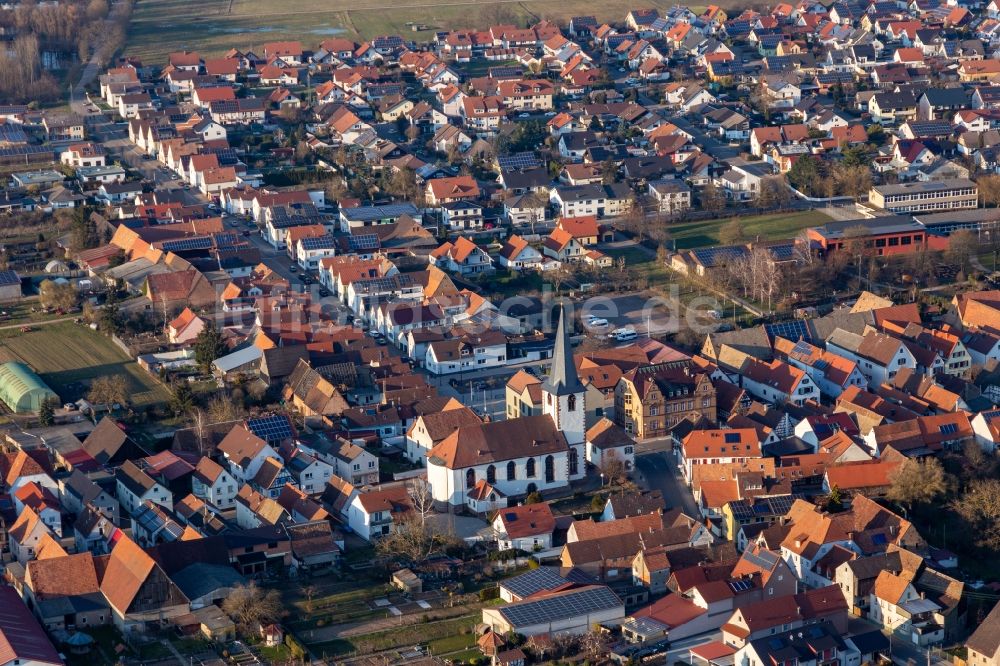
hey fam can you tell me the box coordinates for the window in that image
[545,455,556,483]
[526,458,536,477]
[569,448,579,476]
[567,394,577,411]
[466,468,476,489]
[486,465,496,484]
[507,461,516,480]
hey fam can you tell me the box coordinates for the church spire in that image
[543,303,583,396]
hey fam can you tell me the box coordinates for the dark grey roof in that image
[920,87,969,108]
[171,562,247,601]
[542,304,583,397]
[498,585,622,627]
[847,631,890,655]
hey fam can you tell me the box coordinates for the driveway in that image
[633,449,700,517]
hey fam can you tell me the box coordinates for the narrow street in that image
[633,447,700,518]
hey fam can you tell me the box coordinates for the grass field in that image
[0,323,170,408]
[668,209,833,250]
[125,0,714,63]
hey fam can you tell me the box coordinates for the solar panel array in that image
[0,145,53,158]
[497,152,542,171]
[791,340,813,357]
[500,586,621,627]
[350,233,381,251]
[728,578,754,593]
[501,567,569,599]
[301,235,336,250]
[215,231,240,248]
[161,236,213,252]
[938,423,958,435]
[765,319,811,343]
[691,245,748,268]
[247,415,295,442]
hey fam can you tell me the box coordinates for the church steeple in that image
[543,303,583,397]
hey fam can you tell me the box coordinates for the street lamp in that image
[600,473,605,488]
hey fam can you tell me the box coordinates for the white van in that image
[611,327,637,341]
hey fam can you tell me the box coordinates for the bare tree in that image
[38,279,78,310]
[600,451,628,488]
[223,581,283,630]
[792,230,815,266]
[887,457,951,512]
[191,408,209,456]
[719,218,747,245]
[87,375,129,410]
[207,393,246,423]
[832,163,872,201]
[978,174,1000,208]
[376,478,458,564]
[301,585,318,614]
[952,478,1000,550]
[700,182,727,212]
[945,229,978,273]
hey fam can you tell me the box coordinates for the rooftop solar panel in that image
[499,586,621,627]
[247,415,295,442]
[501,567,569,598]
[161,237,213,252]
[765,320,811,343]
[350,233,381,251]
[497,152,542,171]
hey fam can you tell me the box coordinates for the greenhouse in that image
[0,362,58,414]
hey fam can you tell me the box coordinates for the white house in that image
[286,449,335,495]
[216,426,282,483]
[826,329,917,386]
[585,418,636,471]
[424,330,508,376]
[497,235,544,271]
[346,484,411,541]
[970,409,1000,454]
[192,457,239,510]
[736,356,821,406]
[115,460,174,517]
[492,502,556,551]
[550,183,633,218]
[428,237,494,276]
[779,337,868,399]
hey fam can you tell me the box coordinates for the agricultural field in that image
[0,323,170,408]
[125,0,714,63]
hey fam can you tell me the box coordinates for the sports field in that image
[0,323,170,408]
[126,0,712,63]
[669,210,833,250]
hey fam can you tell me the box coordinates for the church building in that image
[426,305,587,507]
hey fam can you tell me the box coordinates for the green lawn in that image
[306,615,478,657]
[668,210,833,250]
[0,322,170,407]
[428,633,477,654]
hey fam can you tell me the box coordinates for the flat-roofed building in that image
[868,178,978,213]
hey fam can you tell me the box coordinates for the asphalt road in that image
[633,448,700,517]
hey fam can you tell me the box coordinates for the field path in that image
[0,316,76,331]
